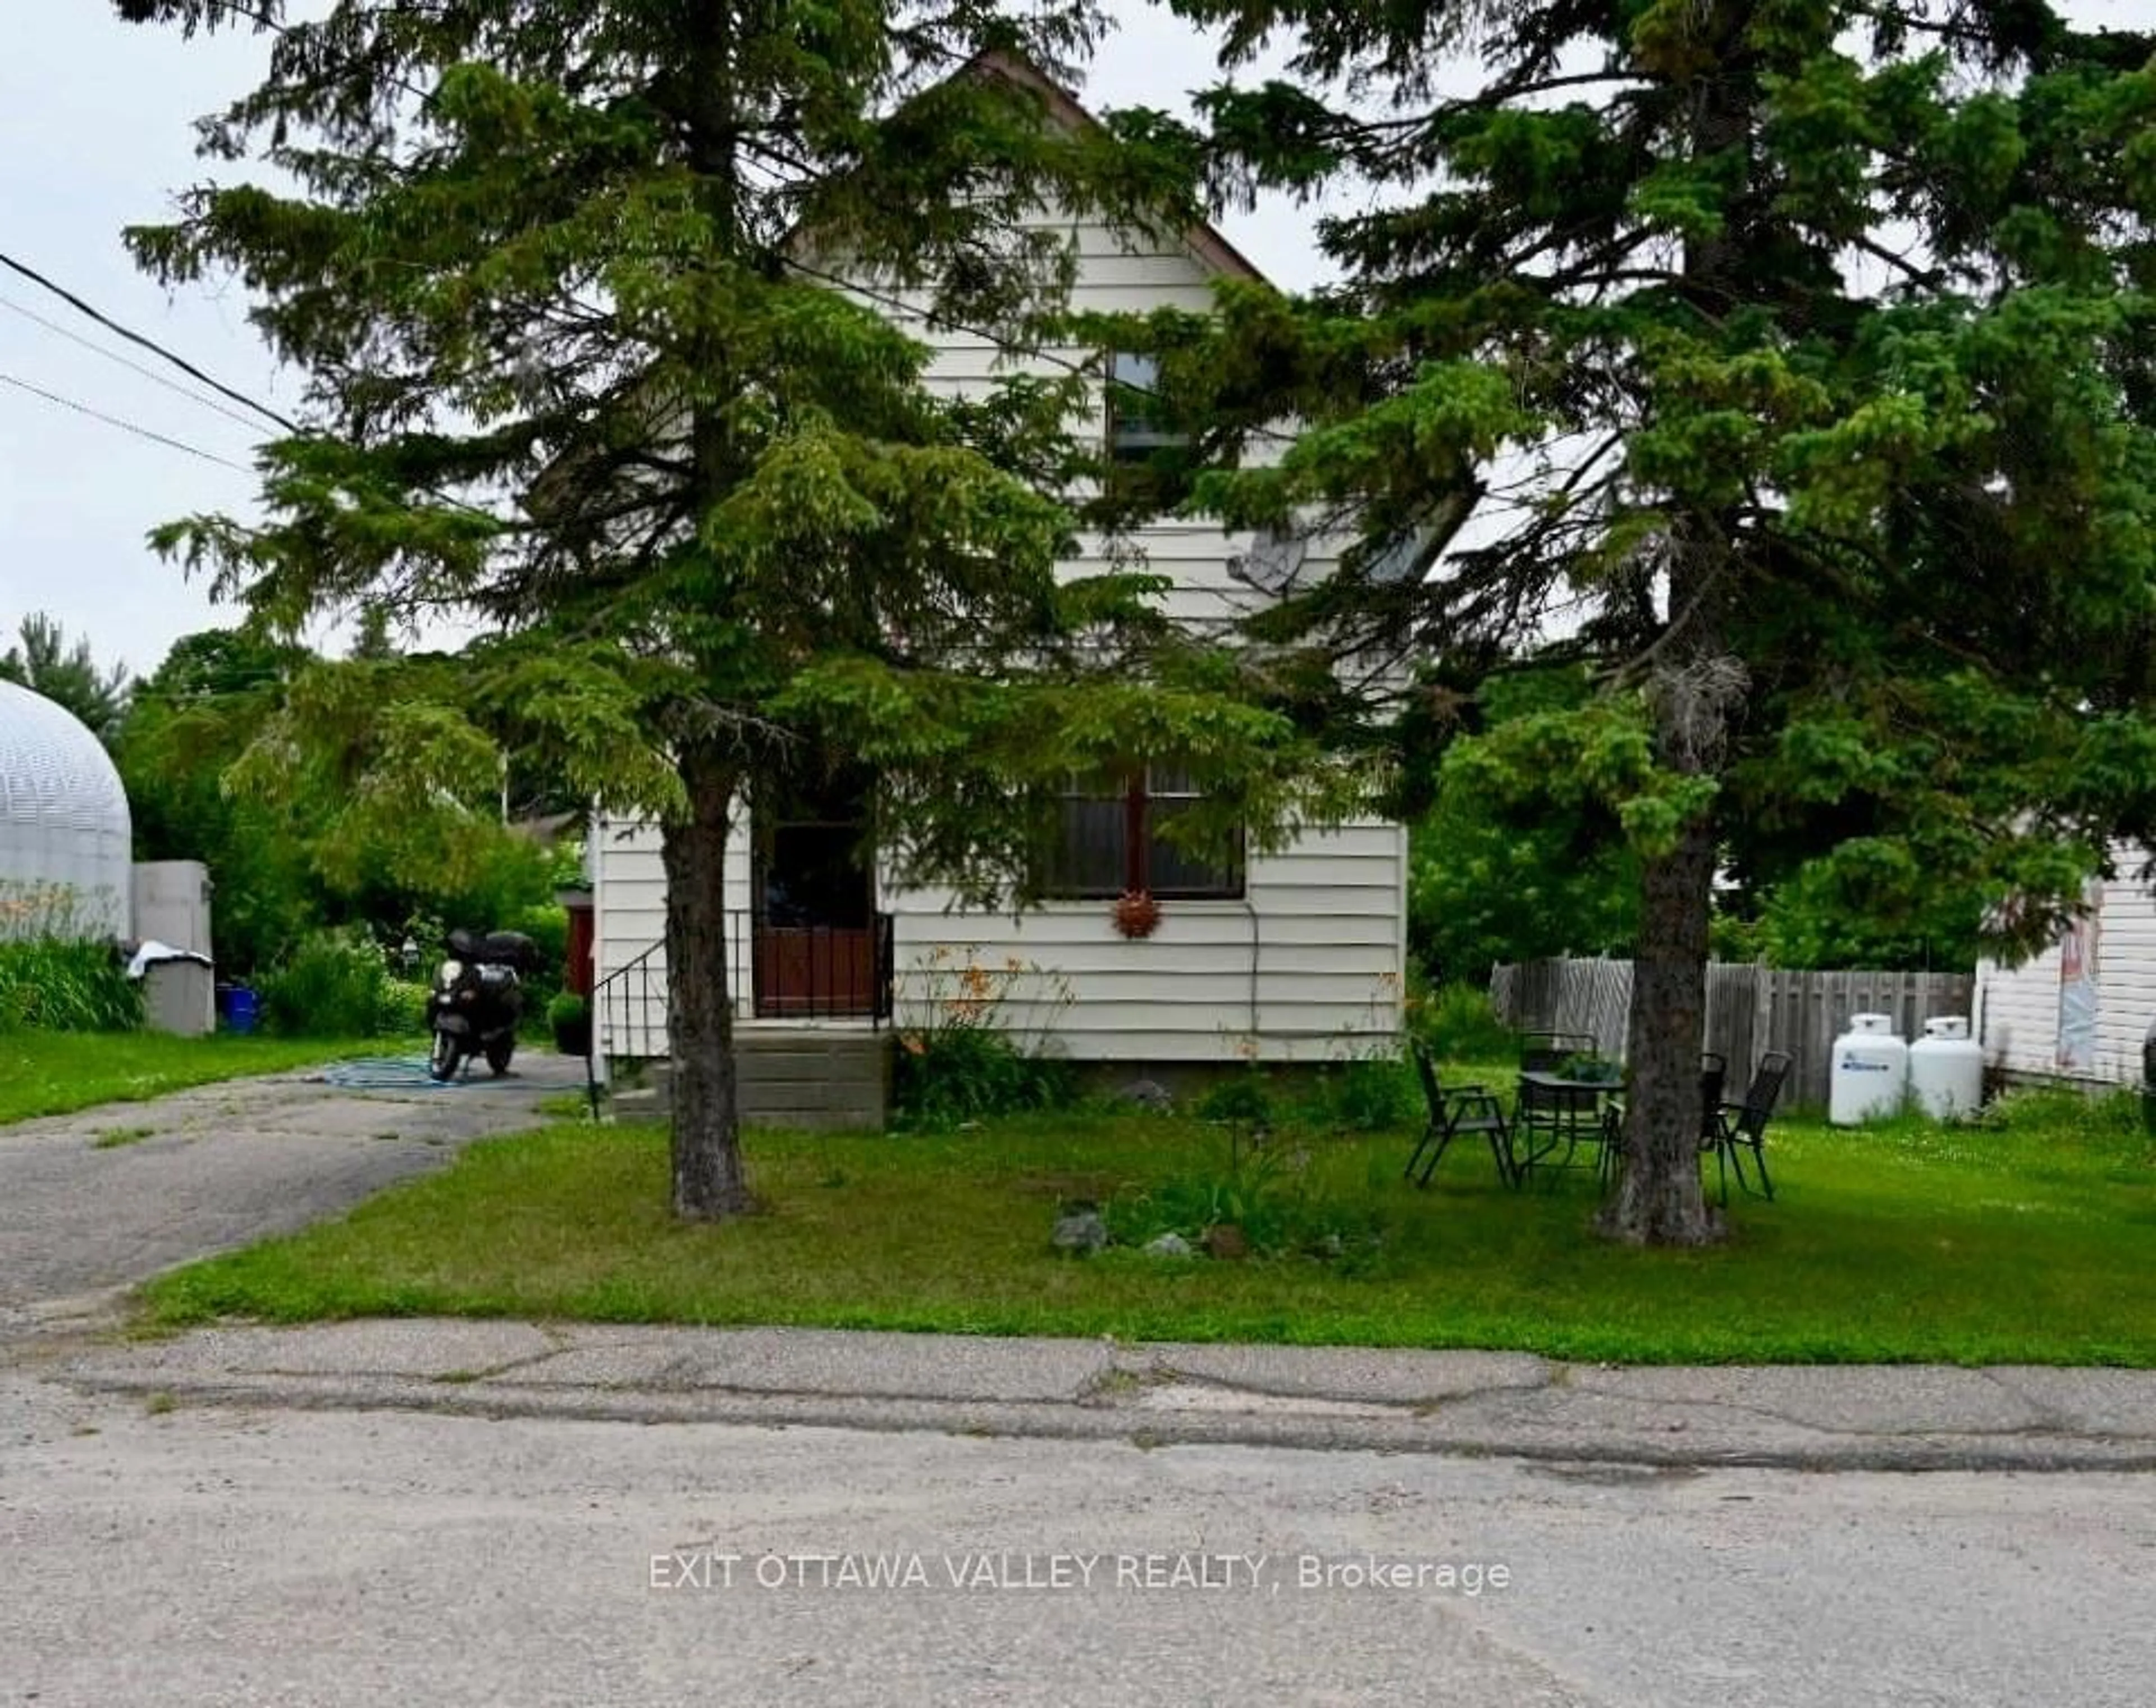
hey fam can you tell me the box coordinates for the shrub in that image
[892,948,1076,1128]
[547,990,588,1029]
[1321,1056,1414,1131]
[510,901,570,1012]
[1195,1068,1273,1130]
[1104,1145,1385,1262]
[894,1026,1075,1127]
[376,979,431,1038]
[1412,981,1515,1062]
[0,882,140,1031]
[258,930,395,1039]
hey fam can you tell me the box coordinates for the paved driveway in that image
[0,1050,586,1321]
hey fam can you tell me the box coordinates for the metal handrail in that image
[586,937,664,1119]
[583,912,896,1117]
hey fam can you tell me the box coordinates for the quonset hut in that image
[0,680,131,939]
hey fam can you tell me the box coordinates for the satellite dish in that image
[1228,529,1308,595]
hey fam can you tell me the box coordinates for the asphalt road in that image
[0,1052,586,1321]
[3,1376,2152,1707]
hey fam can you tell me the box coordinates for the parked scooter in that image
[426,928,537,1081]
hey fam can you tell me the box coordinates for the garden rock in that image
[1050,1208,1109,1257]
[1144,1232,1194,1259]
[1116,1078,1175,1112]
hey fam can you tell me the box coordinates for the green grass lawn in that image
[0,1031,396,1126]
[137,1078,2156,1365]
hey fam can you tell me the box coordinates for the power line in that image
[0,250,302,435]
[0,245,510,527]
[0,369,254,472]
[0,290,272,437]
[145,3,1277,453]
[30,19,1289,526]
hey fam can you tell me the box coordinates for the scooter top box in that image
[445,928,540,971]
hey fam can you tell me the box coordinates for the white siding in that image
[853,200,1345,617]
[592,810,1409,1063]
[1976,846,2156,1085]
[885,820,1407,1063]
[590,806,753,1059]
[588,199,1405,1064]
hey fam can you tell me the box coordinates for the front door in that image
[752,771,877,1019]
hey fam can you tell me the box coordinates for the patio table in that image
[1514,1069,1624,1185]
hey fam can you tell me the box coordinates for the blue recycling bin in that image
[225,985,260,1035]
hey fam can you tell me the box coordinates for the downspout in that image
[589,802,610,1089]
[1242,896,1262,1056]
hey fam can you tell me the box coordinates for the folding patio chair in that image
[1706,1050,1792,1206]
[1405,1039,1518,1188]
[1597,1052,1724,1193]
[1698,1052,1728,1143]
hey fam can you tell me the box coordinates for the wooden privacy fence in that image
[1488,958,1976,1110]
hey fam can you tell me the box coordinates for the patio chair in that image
[1405,1039,1518,1188]
[1698,1052,1728,1143]
[1596,1053,1725,1192]
[1706,1050,1792,1206]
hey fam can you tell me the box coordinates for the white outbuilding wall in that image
[0,681,131,939]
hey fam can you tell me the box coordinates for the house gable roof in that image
[966,48,1271,290]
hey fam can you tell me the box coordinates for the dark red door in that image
[752,815,876,1018]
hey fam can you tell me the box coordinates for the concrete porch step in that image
[607,1028,893,1131]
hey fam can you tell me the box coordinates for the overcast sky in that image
[0,3,1323,682]
[6,3,2139,682]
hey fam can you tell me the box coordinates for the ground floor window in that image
[1044,764,1244,899]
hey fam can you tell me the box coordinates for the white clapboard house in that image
[588,58,1408,1122]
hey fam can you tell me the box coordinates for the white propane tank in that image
[1909,1016,1984,1121]
[1829,1013,1910,1126]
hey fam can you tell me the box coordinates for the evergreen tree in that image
[118,1,1341,1218]
[0,614,131,746]
[1120,0,2156,1240]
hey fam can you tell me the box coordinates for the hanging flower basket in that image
[1112,889,1162,939]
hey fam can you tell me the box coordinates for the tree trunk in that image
[1597,3,1753,1246]
[661,741,752,1220]
[1600,807,1721,1245]
[658,0,753,1223]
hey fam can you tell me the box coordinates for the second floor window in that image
[1044,764,1244,900]
[1106,351,1182,464]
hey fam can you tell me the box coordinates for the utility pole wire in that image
[0,369,255,472]
[0,290,273,437]
[0,250,302,435]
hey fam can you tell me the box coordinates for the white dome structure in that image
[0,680,131,939]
